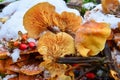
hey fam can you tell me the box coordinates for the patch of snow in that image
[82,2,96,10]
[116,55,120,64]
[0,44,3,48]
[0,22,2,28]
[84,4,120,29]
[27,38,36,43]
[4,0,16,1]
[0,1,19,17]
[21,64,40,71]
[0,76,2,80]
[53,26,61,32]
[111,48,120,64]
[44,70,51,79]
[0,0,80,40]
[3,74,17,80]
[10,48,20,62]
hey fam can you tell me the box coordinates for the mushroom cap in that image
[75,20,111,57]
[23,2,56,38]
[37,31,75,61]
[53,11,82,33]
[61,11,82,33]
[39,60,68,78]
[23,2,82,38]
[101,0,120,14]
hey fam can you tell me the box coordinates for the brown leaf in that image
[0,60,6,73]
[20,64,43,75]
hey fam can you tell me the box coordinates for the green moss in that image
[64,0,70,3]
[0,73,5,78]
[83,0,97,4]
[0,0,4,2]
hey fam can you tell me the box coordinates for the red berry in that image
[72,64,79,67]
[28,42,36,49]
[72,64,80,70]
[86,72,95,79]
[19,43,28,50]
[13,41,20,47]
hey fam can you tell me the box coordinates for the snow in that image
[84,4,120,29]
[82,2,96,10]
[27,38,36,43]
[0,22,2,27]
[44,70,51,79]
[1,1,19,17]
[2,74,17,80]
[116,55,120,64]
[4,0,16,1]
[21,64,40,71]
[0,0,80,40]
[111,48,120,65]
[0,76,2,80]
[10,48,20,62]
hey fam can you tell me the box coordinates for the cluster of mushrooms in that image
[1,0,119,80]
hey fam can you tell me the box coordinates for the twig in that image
[57,57,107,64]
[66,63,91,72]
[58,56,102,60]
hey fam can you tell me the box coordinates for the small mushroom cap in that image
[39,60,68,78]
[37,31,75,61]
[61,11,82,33]
[75,20,111,57]
[53,11,82,33]
[101,0,120,14]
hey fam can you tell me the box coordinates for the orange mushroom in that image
[39,60,68,78]
[37,31,75,61]
[75,20,111,57]
[23,2,56,38]
[52,11,82,33]
[61,11,82,33]
[101,0,120,14]
[23,2,82,38]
